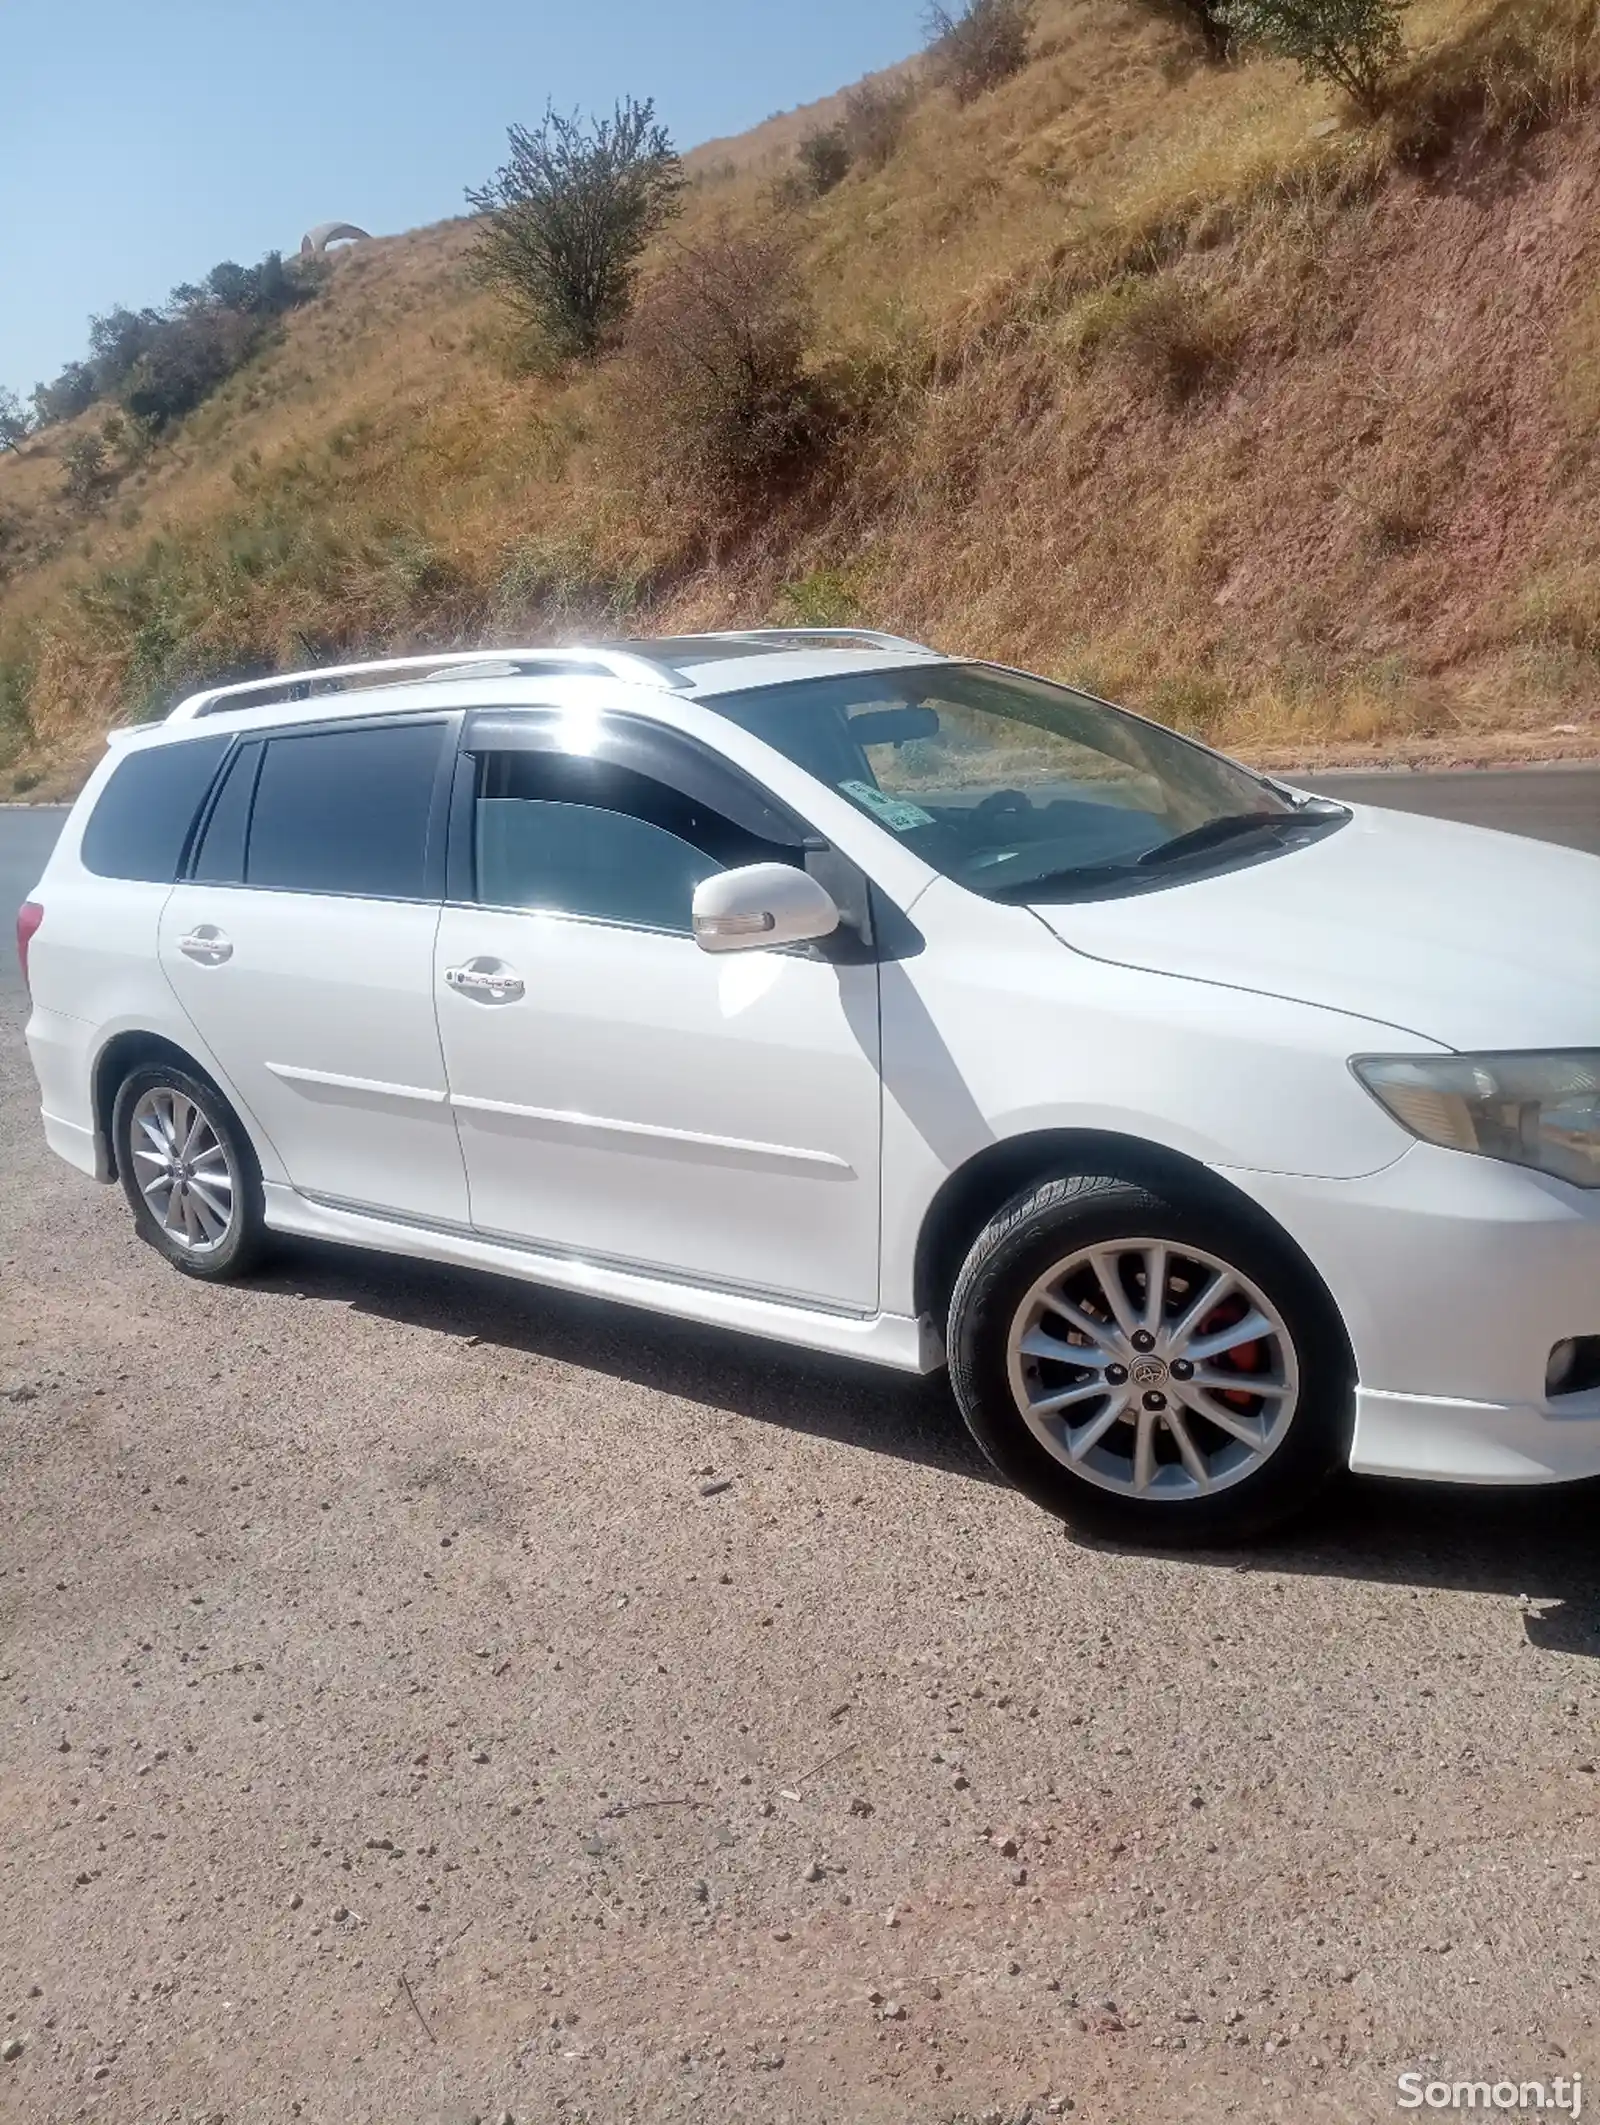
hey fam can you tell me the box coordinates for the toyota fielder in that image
[17,631,1600,1541]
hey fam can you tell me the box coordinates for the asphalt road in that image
[0,806,68,997]
[1306,764,1600,854]
[1,773,1597,2125]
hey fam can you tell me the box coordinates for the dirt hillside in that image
[3,0,1600,791]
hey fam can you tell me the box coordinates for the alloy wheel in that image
[1004,1238,1299,1501]
[128,1086,237,1254]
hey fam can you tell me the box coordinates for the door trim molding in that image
[264,1061,450,1105]
[447,1093,854,1172]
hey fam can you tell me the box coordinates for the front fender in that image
[877,879,1428,1317]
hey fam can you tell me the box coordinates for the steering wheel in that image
[973,788,1033,816]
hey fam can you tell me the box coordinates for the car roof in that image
[117,630,952,748]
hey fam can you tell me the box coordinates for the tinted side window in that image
[478,800,721,930]
[246,723,444,899]
[190,741,262,885]
[80,736,228,883]
[474,752,790,932]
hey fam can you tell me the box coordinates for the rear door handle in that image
[178,926,233,966]
[445,959,525,1004]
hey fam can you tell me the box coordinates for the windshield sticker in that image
[840,780,936,832]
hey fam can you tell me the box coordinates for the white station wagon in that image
[18,631,1600,1541]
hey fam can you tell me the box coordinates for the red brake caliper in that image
[1197,1296,1264,1407]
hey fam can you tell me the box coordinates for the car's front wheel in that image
[112,1063,267,1281]
[947,1173,1352,1544]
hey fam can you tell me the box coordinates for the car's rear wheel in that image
[947,1173,1352,1544]
[112,1063,267,1281]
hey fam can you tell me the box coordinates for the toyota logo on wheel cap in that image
[1130,1357,1168,1388]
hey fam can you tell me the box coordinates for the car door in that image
[432,709,883,1312]
[158,714,470,1225]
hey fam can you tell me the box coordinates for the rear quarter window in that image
[79,736,229,883]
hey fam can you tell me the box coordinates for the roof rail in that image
[165,646,688,723]
[696,627,938,656]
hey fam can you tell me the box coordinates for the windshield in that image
[711,663,1328,900]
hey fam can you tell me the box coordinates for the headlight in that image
[1353,1051,1600,1189]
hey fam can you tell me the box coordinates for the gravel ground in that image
[3,825,1599,2122]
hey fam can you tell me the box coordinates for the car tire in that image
[947,1173,1352,1545]
[112,1062,268,1282]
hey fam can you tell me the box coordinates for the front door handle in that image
[178,925,233,966]
[445,959,525,1004]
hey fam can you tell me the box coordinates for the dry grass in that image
[1064,275,1244,399]
[5,0,1600,788]
[1385,0,1600,154]
[1555,278,1600,435]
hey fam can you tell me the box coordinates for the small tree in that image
[87,305,165,397]
[205,260,258,311]
[248,249,306,316]
[923,0,1036,104]
[1223,0,1408,110]
[121,309,257,429]
[0,388,29,453]
[32,364,98,427]
[617,228,826,509]
[787,79,918,203]
[840,79,918,169]
[195,252,309,319]
[467,99,685,359]
[62,431,108,504]
[794,123,853,198]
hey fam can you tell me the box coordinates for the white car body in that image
[20,635,1600,1491]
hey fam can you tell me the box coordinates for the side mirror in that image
[692,863,840,955]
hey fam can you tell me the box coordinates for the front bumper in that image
[1227,1144,1600,1485]
[1348,1383,1600,1483]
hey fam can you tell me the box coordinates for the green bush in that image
[1223,0,1409,112]
[0,388,29,453]
[26,252,321,437]
[794,125,853,198]
[466,99,686,359]
[791,79,918,199]
[494,533,643,632]
[120,309,258,429]
[30,363,97,427]
[87,305,166,398]
[62,432,109,505]
[203,254,307,314]
[777,567,865,627]
[99,407,155,470]
[72,538,277,723]
[0,656,34,768]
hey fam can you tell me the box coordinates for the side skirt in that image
[262,1183,945,1374]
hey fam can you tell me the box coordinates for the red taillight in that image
[16,900,42,993]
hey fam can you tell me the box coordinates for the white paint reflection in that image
[717,951,784,1017]
[555,709,603,757]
